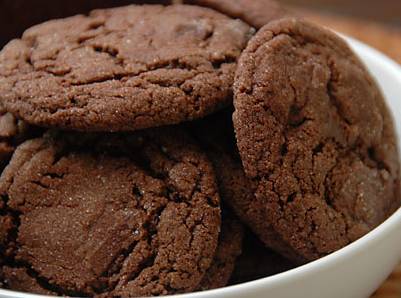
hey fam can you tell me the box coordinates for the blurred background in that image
[284,0,401,63]
[283,0,401,26]
[1,0,400,49]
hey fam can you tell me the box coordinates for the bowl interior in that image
[1,36,401,298]
[172,35,401,298]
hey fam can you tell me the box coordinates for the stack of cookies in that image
[0,0,399,297]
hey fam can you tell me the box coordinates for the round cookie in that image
[0,128,221,296]
[197,213,244,290]
[0,4,253,132]
[183,0,289,29]
[233,18,401,261]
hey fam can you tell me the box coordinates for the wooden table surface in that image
[284,0,401,27]
[298,9,401,298]
[299,9,401,64]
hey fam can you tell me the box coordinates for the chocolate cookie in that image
[189,110,303,262]
[183,0,289,29]
[234,18,400,261]
[0,4,252,132]
[0,128,221,297]
[0,214,13,282]
[197,214,244,290]
[229,230,295,285]
[1,267,56,296]
[0,106,42,170]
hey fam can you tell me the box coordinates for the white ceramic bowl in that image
[1,36,401,298]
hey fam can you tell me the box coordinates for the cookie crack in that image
[326,63,352,126]
[326,59,390,171]
[65,53,234,89]
[107,206,167,293]
[69,73,126,86]
[4,261,90,297]
[121,253,157,288]
[0,195,20,259]
[268,179,322,258]
[98,239,142,293]
[66,175,170,295]
[118,147,214,293]
[92,45,122,64]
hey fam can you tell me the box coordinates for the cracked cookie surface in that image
[0,4,253,132]
[197,212,244,291]
[233,18,401,261]
[0,128,221,297]
[189,110,302,262]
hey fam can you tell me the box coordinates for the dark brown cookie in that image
[1,267,56,296]
[197,214,244,290]
[183,0,289,29]
[229,230,296,285]
[0,4,252,132]
[189,110,303,262]
[0,106,42,170]
[0,214,14,279]
[234,18,400,261]
[0,128,221,297]
[0,214,13,249]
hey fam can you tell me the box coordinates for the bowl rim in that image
[176,34,401,298]
[1,35,401,298]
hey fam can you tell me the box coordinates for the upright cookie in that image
[183,0,289,29]
[0,4,253,132]
[234,18,400,261]
[197,212,244,291]
[0,128,221,297]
